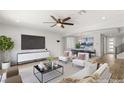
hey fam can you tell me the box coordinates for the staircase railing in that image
[115,43,124,58]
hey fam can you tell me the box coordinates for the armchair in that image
[72,53,89,67]
[59,51,71,62]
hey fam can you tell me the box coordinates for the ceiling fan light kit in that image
[57,23,62,27]
[79,10,87,15]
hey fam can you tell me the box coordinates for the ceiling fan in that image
[43,16,74,28]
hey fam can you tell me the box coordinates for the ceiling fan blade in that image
[62,17,71,22]
[43,22,56,23]
[50,16,58,22]
[63,23,74,25]
[61,24,64,28]
[58,19,61,23]
[51,24,57,27]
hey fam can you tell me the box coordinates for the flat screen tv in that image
[21,34,45,50]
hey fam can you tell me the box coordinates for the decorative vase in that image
[49,62,54,69]
[2,62,10,69]
[51,62,54,69]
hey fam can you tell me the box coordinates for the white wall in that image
[80,31,101,57]
[122,38,124,43]
[116,35,124,59]
[115,36,122,47]
[103,36,107,54]
[105,36,122,54]
[0,24,63,64]
[66,37,76,50]
[75,29,118,57]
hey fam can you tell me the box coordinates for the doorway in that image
[107,37,115,54]
[101,35,115,56]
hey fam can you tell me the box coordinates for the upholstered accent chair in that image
[59,51,71,62]
[72,53,89,67]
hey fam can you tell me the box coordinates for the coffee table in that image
[33,64,64,83]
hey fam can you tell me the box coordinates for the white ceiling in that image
[1,10,124,35]
[101,28,124,37]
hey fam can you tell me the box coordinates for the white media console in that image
[17,51,50,64]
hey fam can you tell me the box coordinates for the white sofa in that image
[70,61,97,79]
[60,62,112,83]
[94,64,112,83]
[72,53,89,67]
[79,63,112,83]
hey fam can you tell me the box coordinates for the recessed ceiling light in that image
[16,17,22,23]
[16,19,21,23]
[101,16,106,20]
[79,10,87,15]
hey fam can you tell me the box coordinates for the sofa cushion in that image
[72,59,86,67]
[70,62,97,79]
[59,56,69,62]
[91,63,112,83]
[85,62,97,73]
[5,75,22,83]
[70,68,92,79]
[93,63,108,76]
[96,67,112,83]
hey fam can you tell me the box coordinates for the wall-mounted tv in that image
[21,34,45,50]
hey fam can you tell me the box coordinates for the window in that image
[108,38,115,53]
[66,37,76,49]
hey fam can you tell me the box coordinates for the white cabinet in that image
[17,51,50,64]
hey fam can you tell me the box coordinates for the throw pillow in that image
[64,51,69,57]
[78,54,85,60]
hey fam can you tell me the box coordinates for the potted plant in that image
[47,56,54,69]
[0,36,14,69]
[75,43,80,49]
[47,56,54,62]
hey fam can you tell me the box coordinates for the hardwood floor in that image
[110,59,124,80]
[99,54,124,80]
[2,54,124,83]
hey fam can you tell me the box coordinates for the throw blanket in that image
[59,73,100,83]
[59,78,80,83]
[79,73,100,83]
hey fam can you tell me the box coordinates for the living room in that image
[0,10,124,83]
